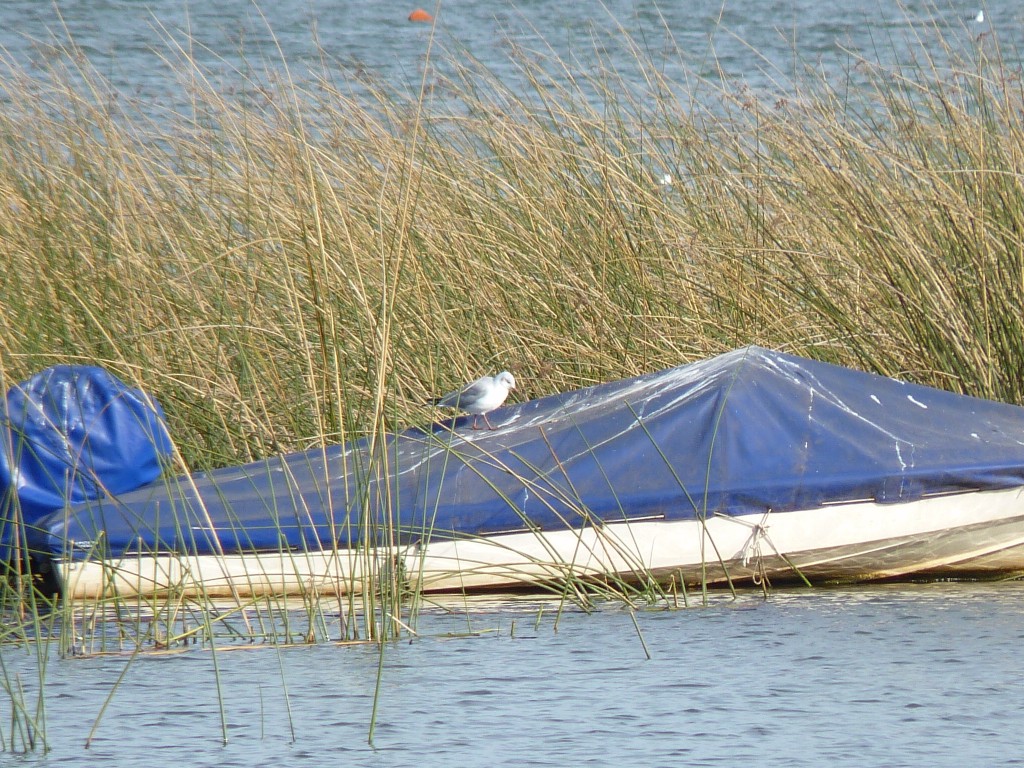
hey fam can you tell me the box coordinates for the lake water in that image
[4,1,1024,765]
[5,582,1024,766]
[1,0,1020,113]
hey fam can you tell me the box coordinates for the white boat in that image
[21,346,1024,599]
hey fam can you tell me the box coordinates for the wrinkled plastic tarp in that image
[27,347,1024,561]
[2,366,172,559]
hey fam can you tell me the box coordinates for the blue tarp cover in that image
[1,366,172,559]
[25,347,1024,560]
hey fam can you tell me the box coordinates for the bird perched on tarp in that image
[434,371,516,430]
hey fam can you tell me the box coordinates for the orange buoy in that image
[408,8,433,22]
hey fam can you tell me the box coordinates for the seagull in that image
[434,371,516,430]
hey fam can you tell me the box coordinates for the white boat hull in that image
[52,485,1024,600]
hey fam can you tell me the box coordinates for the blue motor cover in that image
[0,366,172,560]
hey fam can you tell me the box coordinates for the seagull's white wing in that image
[436,375,489,409]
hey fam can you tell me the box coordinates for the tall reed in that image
[1,16,1021,474]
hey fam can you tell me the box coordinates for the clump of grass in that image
[1,15,1021,475]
